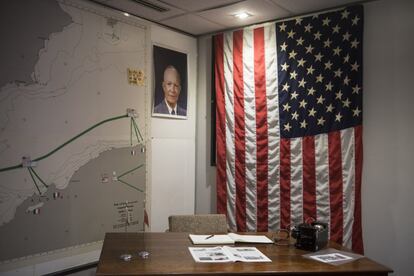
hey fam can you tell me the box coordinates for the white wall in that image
[363,0,414,275]
[195,0,414,275]
[149,24,198,231]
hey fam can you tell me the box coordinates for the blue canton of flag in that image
[277,6,363,138]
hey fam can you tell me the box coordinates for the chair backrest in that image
[168,214,228,234]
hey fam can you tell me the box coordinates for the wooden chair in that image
[168,214,228,234]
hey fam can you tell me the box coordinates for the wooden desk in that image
[96,232,392,276]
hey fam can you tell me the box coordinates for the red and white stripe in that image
[214,24,363,253]
[264,24,280,233]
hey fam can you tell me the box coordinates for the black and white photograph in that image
[309,253,353,264]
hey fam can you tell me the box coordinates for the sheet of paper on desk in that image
[303,248,364,266]
[189,233,273,245]
[188,246,272,263]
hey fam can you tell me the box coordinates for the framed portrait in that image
[152,45,188,119]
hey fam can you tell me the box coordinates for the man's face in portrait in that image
[162,67,181,108]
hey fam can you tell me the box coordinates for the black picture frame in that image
[152,45,188,119]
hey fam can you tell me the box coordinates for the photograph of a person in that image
[152,45,188,118]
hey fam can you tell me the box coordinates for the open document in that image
[188,246,272,263]
[189,233,273,245]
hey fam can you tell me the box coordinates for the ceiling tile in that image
[94,0,186,21]
[91,0,369,36]
[158,0,242,12]
[197,0,292,29]
[271,0,363,14]
[160,14,226,35]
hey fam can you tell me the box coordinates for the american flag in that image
[214,5,363,253]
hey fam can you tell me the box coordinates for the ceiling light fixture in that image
[123,12,130,17]
[234,12,251,19]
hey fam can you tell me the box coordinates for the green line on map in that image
[28,168,41,195]
[29,167,49,189]
[117,179,143,193]
[130,118,133,146]
[118,164,144,179]
[131,119,141,144]
[130,117,141,144]
[132,117,143,142]
[0,164,22,172]
[0,114,140,173]
[33,114,129,163]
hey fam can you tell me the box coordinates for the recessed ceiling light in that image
[123,12,130,17]
[234,12,251,19]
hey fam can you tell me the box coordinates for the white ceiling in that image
[91,0,367,36]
